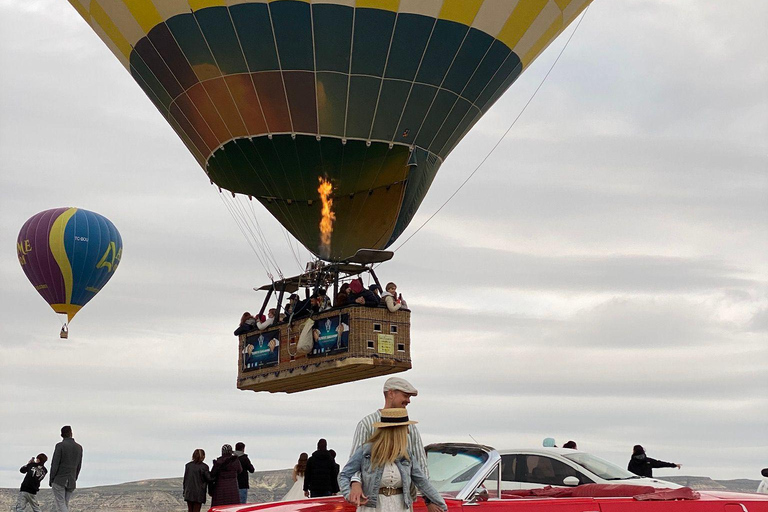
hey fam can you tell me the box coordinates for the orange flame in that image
[318,177,335,259]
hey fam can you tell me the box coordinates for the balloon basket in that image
[60,325,69,339]
[238,307,411,393]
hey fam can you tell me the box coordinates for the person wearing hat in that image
[347,377,440,512]
[49,425,82,512]
[339,408,447,512]
[210,444,242,507]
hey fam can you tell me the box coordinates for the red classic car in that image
[211,443,768,512]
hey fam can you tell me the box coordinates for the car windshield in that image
[426,445,490,496]
[562,452,639,480]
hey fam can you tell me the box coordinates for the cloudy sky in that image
[1,0,766,489]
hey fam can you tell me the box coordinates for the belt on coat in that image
[379,487,403,496]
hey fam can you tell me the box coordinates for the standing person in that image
[757,468,768,494]
[210,444,243,507]
[329,449,340,483]
[14,453,47,512]
[627,445,681,477]
[339,408,447,512]
[183,449,212,512]
[348,377,440,512]
[303,439,339,497]
[235,442,255,504]
[282,453,308,501]
[49,425,83,512]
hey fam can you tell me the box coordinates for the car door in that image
[463,496,601,512]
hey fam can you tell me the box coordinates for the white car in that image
[493,447,680,489]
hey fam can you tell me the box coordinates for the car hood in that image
[210,496,464,512]
[613,477,681,489]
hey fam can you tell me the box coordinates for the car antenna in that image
[469,434,481,444]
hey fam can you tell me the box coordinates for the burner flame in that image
[318,177,335,259]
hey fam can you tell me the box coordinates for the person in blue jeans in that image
[339,408,447,512]
[235,442,255,503]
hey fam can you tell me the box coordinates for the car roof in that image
[497,447,585,456]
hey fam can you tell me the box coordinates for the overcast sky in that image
[1,0,766,489]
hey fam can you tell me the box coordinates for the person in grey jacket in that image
[339,408,447,512]
[49,425,83,512]
[183,449,212,512]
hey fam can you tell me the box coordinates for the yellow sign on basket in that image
[377,334,394,355]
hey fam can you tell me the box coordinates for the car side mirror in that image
[562,476,580,487]
[469,487,489,503]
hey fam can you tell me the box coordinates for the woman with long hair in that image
[282,452,309,501]
[339,409,446,512]
[183,449,212,512]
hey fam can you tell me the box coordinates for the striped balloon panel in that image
[66,0,590,258]
[16,208,123,321]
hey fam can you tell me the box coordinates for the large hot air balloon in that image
[67,0,590,259]
[16,208,123,332]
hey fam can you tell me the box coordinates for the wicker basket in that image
[238,306,411,393]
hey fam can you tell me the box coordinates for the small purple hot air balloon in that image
[17,207,123,336]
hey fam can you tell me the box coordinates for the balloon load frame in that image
[238,250,411,393]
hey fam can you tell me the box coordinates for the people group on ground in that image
[182,441,255,511]
[14,425,83,512]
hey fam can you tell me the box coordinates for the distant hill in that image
[0,469,293,512]
[663,476,761,493]
[0,471,760,512]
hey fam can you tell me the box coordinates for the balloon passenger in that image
[339,408,447,512]
[345,280,379,308]
[381,283,407,312]
[234,312,257,336]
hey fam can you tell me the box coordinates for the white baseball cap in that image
[383,376,418,396]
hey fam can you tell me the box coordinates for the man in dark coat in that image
[303,439,339,497]
[627,444,681,477]
[49,425,83,512]
[235,442,255,504]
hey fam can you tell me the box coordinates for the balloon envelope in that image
[17,207,123,322]
[68,0,590,259]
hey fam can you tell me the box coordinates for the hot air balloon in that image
[66,0,591,260]
[17,207,123,336]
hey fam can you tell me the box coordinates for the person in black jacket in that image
[627,444,681,477]
[235,442,255,503]
[15,453,48,512]
[303,439,340,497]
[183,449,212,512]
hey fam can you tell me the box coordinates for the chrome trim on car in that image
[454,449,501,502]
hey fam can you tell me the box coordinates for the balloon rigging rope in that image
[391,6,590,254]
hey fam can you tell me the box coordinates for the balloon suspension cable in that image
[390,6,591,255]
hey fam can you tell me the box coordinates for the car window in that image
[517,455,591,486]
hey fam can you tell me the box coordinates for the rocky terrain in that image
[0,471,760,511]
[0,468,293,512]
